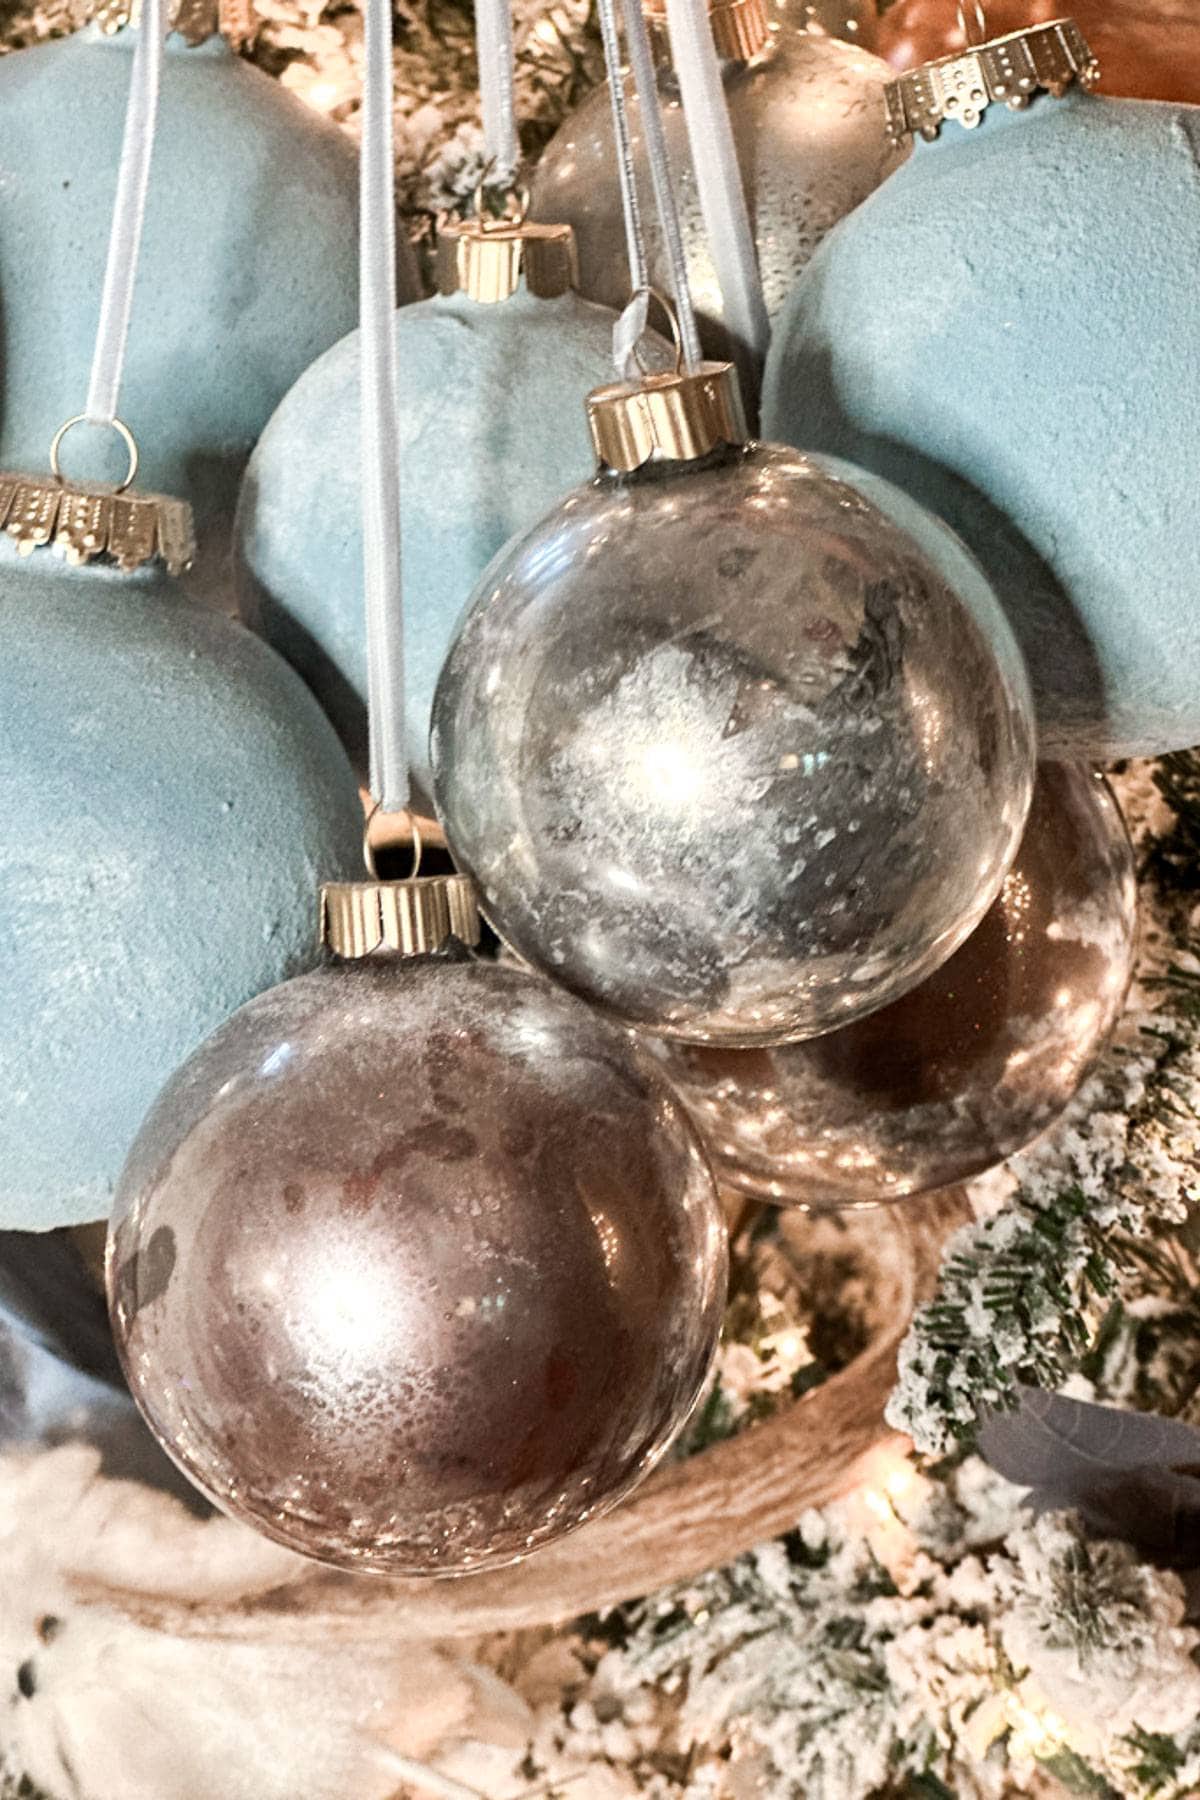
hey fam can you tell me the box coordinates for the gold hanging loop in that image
[363,801,424,881]
[49,415,140,494]
[632,286,686,377]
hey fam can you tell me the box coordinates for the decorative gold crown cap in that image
[643,0,770,62]
[436,218,578,304]
[320,875,483,960]
[884,17,1099,145]
[0,418,194,576]
[587,362,748,472]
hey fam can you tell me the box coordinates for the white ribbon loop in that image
[85,0,167,428]
[664,0,769,370]
[361,0,408,813]
[476,0,519,188]
[613,289,652,382]
[616,0,704,374]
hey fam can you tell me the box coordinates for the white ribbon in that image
[360,0,408,812]
[84,0,167,425]
[617,0,703,372]
[664,0,769,368]
[596,0,651,379]
[476,0,519,187]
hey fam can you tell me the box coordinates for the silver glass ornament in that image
[529,0,905,358]
[431,368,1036,1047]
[108,908,726,1576]
[646,764,1136,1206]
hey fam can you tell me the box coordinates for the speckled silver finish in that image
[529,18,906,359]
[108,955,726,1575]
[431,443,1036,1046]
[646,764,1136,1205]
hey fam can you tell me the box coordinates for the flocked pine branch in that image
[527,1459,1200,1800]
[889,751,1200,1456]
[888,999,1200,1457]
[1147,750,1200,895]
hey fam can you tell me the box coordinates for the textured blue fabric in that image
[763,88,1200,759]
[0,541,363,1229]
[235,287,642,805]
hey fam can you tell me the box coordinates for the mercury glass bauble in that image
[431,441,1036,1046]
[0,23,418,603]
[762,59,1200,758]
[108,953,727,1574]
[0,540,362,1231]
[528,10,905,360]
[647,764,1136,1206]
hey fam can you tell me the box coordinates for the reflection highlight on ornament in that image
[647,765,1136,1205]
[109,955,727,1574]
[433,443,1035,1047]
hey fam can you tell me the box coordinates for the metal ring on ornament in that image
[49,414,140,493]
[362,801,424,881]
[956,0,987,47]
[631,285,687,377]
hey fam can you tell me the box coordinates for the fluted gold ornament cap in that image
[320,875,483,960]
[643,0,769,61]
[587,362,748,472]
[436,218,578,304]
[884,17,1100,144]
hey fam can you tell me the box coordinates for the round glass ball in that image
[432,442,1036,1047]
[108,952,727,1575]
[530,20,904,359]
[645,764,1135,1205]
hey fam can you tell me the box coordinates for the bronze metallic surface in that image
[648,765,1135,1205]
[0,447,195,576]
[586,362,748,471]
[107,955,727,1574]
[882,16,1098,143]
[319,873,482,959]
[435,218,579,304]
[529,3,906,359]
[431,442,1035,1046]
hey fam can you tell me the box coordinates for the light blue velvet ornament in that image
[762,80,1200,760]
[236,275,656,804]
[0,537,363,1232]
[0,23,418,603]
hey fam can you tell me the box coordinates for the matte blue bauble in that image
[762,86,1200,759]
[0,25,418,602]
[0,539,363,1231]
[236,287,647,804]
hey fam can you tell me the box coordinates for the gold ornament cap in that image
[0,418,194,576]
[587,362,748,472]
[436,218,578,304]
[320,875,483,960]
[643,0,770,62]
[884,16,1100,145]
